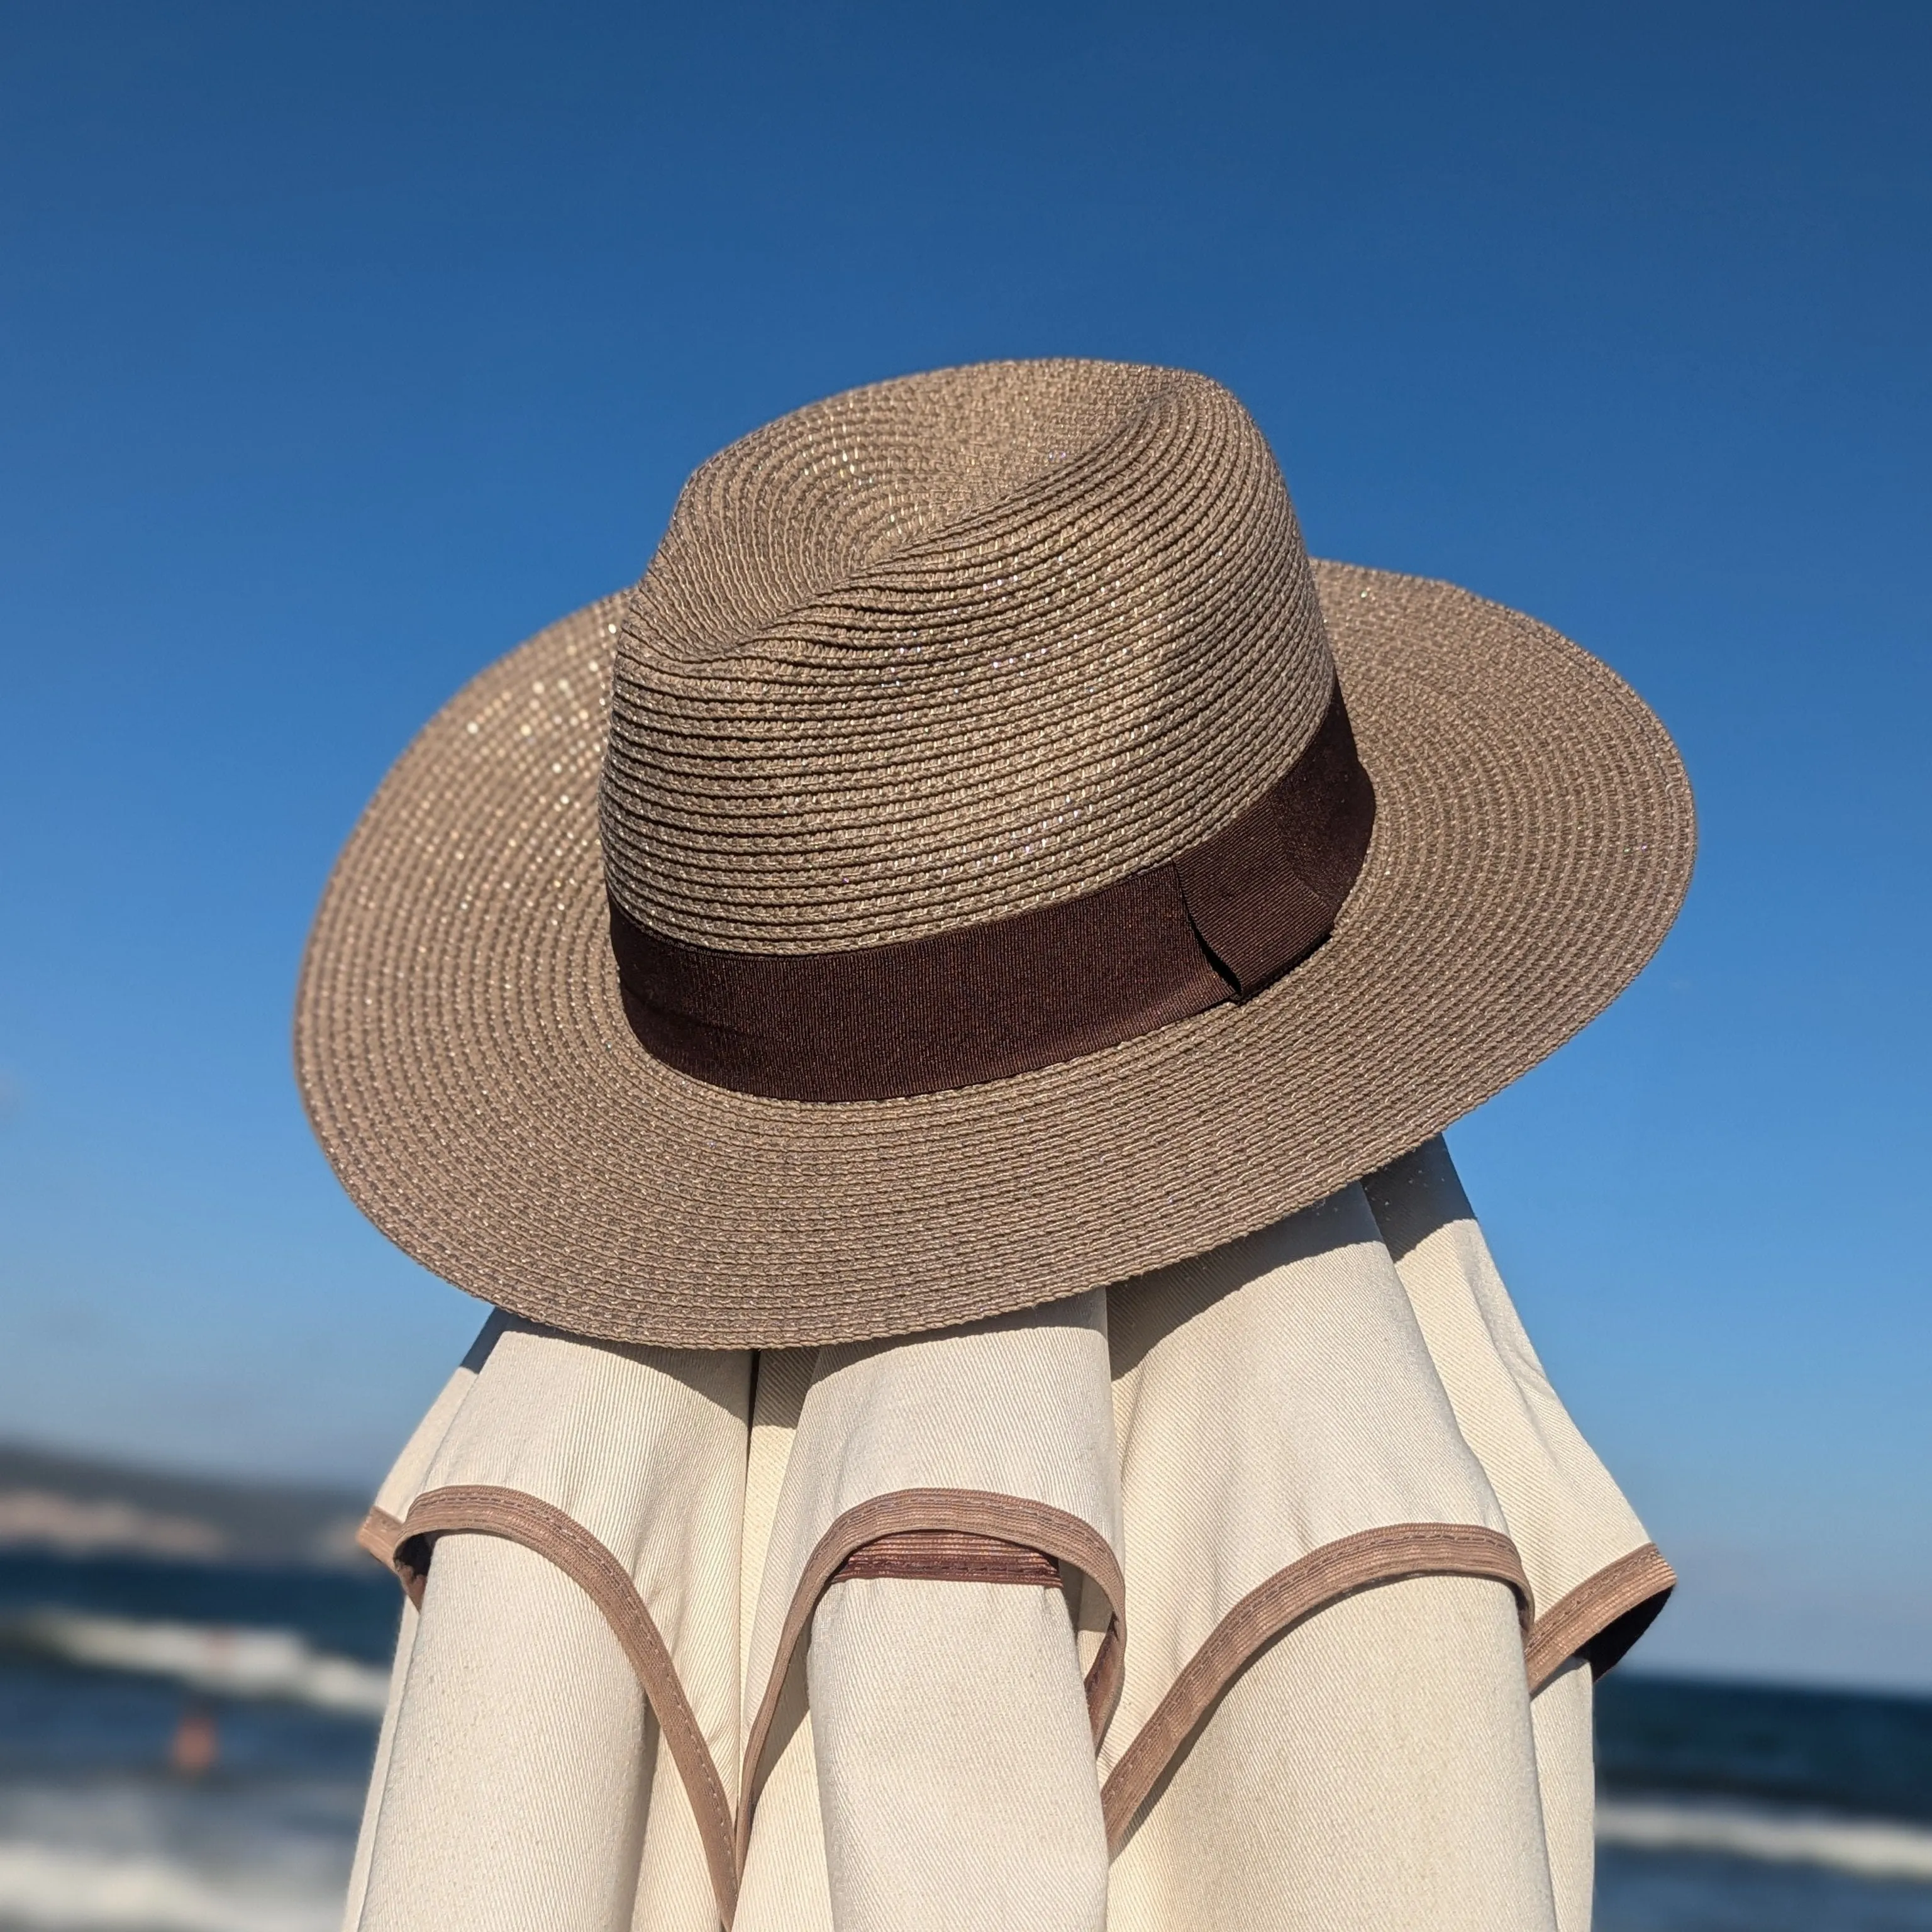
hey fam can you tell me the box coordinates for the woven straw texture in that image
[296,360,1694,1348]
[604,363,1329,948]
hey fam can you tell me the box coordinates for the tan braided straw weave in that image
[296,360,1694,1346]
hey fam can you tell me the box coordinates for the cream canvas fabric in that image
[347,1139,1667,1931]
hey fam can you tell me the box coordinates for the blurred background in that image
[1,3,1926,1928]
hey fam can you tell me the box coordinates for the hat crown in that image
[601,358,1335,953]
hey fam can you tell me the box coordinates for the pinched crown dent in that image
[599,359,1334,953]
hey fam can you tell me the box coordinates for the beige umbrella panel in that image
[343,1139,1666,1932]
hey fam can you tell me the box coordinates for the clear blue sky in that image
[1,2,1926,1691]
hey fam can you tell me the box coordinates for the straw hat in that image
[296,360,1694,1347]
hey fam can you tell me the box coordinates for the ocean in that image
[1,1550,1928,1931]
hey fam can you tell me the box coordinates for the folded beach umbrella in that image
[300,363,1693,1931]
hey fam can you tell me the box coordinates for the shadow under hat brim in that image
[295,560,1694,1348]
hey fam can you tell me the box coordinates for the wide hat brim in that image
[296,560,1694,1347]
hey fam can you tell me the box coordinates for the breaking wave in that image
[0,1838,341,1932]
[1598,1796,1932,1882]
[1,1613,389,1718]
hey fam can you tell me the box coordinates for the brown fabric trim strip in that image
[397,1484,740,1930]
[736,1487,1126,1874]
[833,1529,1067,1587]
[612,681,1374,1101]
[1525,1542,1676,1693]
[1098,1523,1531,1852]
[355,1505,406,1571]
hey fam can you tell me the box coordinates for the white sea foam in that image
[0,1778,357,1932]
[0,1840,340,1932]
[1597,1796,1932,1882]
[6,1613,389,1718]
[4,1785,1929,1927]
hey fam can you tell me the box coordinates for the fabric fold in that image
[1097,1180,1523,1836]
[736,1289,1122,1897]
[352,1318,751,1931]
[805,1576,1110,1932]
[1362,1138,1674,1684]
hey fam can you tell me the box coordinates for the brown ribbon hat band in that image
[611,682,1375,1101]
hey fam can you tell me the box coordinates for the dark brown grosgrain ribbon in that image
[610,682,1375,1102]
